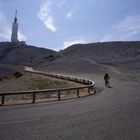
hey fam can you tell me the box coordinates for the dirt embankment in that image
[0,71,82,92]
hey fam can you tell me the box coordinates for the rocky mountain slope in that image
[0,42,57,66]
[0,41,140,81]
[0,42,57,78]
[63,41,140,71]
[40,41,140,81]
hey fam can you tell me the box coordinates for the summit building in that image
[11,10,26,45]
[11,10,18,43]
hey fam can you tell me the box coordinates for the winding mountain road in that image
[0,74,140,140]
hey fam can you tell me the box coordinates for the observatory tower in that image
[11,10,18,43]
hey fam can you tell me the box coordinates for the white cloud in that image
[65,0,80,19]
[38,0,79,31]
[101,15,140,41]
[63,39,86,49]
[38,1,57,32]
[44,16,56,32]
[0,11,26,42]
[66,11,74,19]
[37,1,51,20]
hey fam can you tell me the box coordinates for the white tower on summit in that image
[11,10,18,43]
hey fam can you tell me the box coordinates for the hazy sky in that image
[0,0,140,50]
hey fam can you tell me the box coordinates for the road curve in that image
[0,76,140,140]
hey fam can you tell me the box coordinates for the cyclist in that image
[104,73,110,87]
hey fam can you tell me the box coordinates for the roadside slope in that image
[39,41,140,82]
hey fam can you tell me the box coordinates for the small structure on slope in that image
[11,10,26,45]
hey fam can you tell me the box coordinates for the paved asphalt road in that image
[0,78,140,140]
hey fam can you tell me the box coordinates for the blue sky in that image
[0,0,140,51]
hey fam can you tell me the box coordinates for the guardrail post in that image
[88,87,91,94]
[32,92,36,103]
[58,91,61,101]
[92,86,96,94]
[1,95,5,105]
[77,89,80,98]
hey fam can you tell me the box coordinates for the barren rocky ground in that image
[0,42,57,67]
[39,41,140,83]
[0,70,82,92]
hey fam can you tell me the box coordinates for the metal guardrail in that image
[0,69,96,105]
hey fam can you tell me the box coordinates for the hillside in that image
[39,41,140,81]
[0,42,57,78]
[1,41,140,82]
[0,42,57,66]
[63,41,140,70]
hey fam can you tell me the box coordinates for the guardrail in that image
[0,69,96,105]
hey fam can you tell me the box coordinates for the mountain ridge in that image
[0,42,57,66]
[0,41,140,81]
[0,42,57,78]
[39,41,140,82]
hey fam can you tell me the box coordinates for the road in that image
[0,78,140,140]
